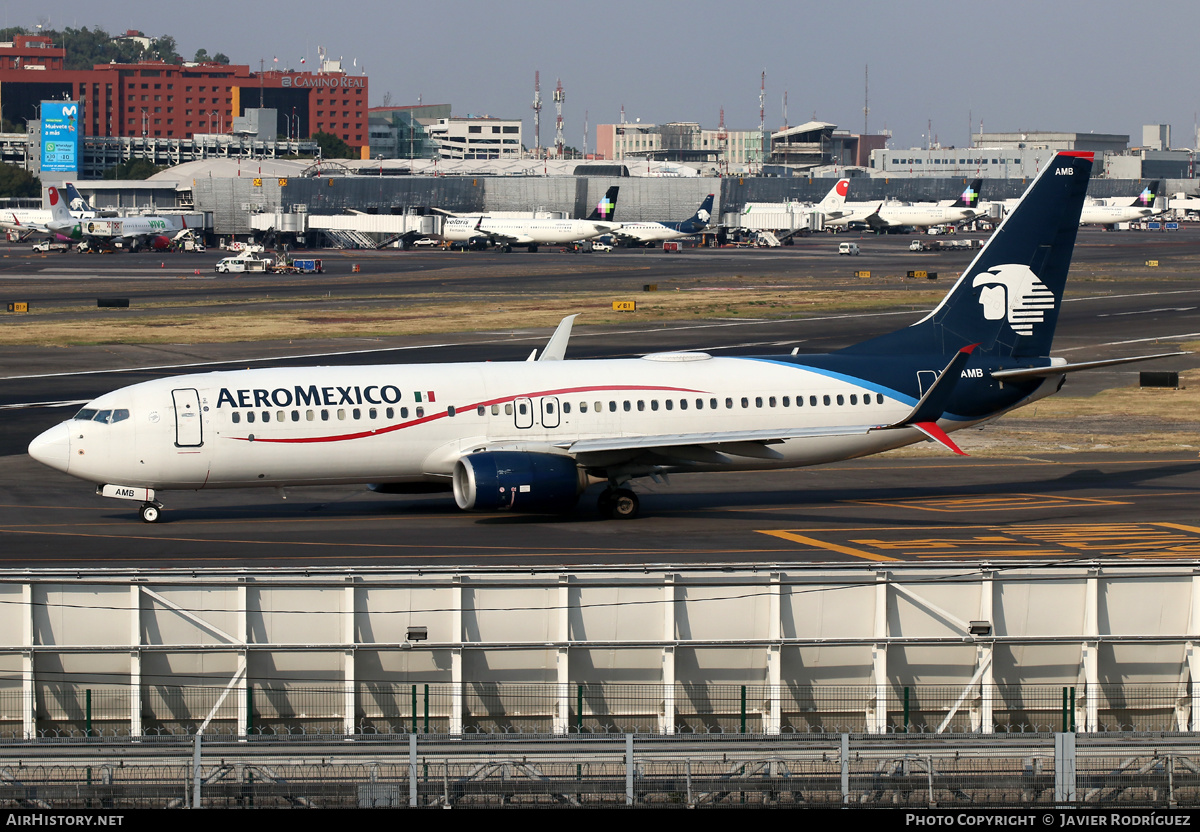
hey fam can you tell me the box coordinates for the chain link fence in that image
[2,735,1200,808]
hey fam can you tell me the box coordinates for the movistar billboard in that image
[41,101,80,173]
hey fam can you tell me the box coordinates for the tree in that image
[212,53,230,65]
[193,48,210,63]
[102,158,164,180]
[0,164,40,198]
[312,131,356,159]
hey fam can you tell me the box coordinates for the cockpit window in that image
[75,408,129,424]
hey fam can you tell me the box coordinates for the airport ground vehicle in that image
[215,256,269,274]
[31,241,70,253]
[273,258,324,274]
[838,242,860,255]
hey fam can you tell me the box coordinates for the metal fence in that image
[1,733,1200,808]
[0,683,1186,738]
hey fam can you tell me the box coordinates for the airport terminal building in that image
[0,35,368,154]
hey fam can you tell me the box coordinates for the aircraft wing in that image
[0,215,49,234]
[552,424,880,464]
[863,204,890,230]
[480,230,532,245]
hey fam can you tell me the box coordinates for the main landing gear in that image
[597,487,639,520]
[139,502,162,523]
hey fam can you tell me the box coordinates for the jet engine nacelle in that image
[452,451,586,512]
[150,235,171,251]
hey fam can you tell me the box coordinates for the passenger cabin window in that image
[232,412,241,424]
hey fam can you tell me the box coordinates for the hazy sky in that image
[10,0,1199,151]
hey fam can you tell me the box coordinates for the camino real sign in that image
[40,101,80,173]
[280,75,366,89]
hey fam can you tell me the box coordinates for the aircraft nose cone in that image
[28,422,71,474]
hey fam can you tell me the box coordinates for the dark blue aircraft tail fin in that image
[586,186,619,221]
[841,152,1092,360]
[678,194,715,233]
[63,183,94,213]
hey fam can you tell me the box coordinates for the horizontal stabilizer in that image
[991,352,1187,381]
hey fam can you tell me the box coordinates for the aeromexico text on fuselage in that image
[216,383,430,409]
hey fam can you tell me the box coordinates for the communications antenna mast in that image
[553,78,565,158]
[758,70,765,172]
[864,64,869,134]
[717,107,728,176]
[531,70,542,157]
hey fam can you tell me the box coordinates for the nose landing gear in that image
[139,502,163,523]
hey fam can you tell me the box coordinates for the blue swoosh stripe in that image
[734,356,973,422]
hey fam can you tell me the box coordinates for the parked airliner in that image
[826,179,982,231]
[1078,180,1163,225]
[608,194,713,246]
[0,182,106,238]
[28,152,1180,523]
[441,186,620,252]
[39,185,188,250]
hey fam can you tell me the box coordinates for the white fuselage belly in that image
[1078,206,1154,224]
[442,217,610,244]
[617,223,683,243]
[59,356,1004,492]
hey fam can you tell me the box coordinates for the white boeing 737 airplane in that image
[28,152,1180,523]
[825,180,982,231]
[441,186,621,252]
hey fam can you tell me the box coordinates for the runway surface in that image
[2,228,1199,568]
[3,450,1200,568]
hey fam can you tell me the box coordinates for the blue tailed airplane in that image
[27,152,1182,522]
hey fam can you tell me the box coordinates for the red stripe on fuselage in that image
[228,383,708,444]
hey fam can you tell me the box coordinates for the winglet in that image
[538,314,578,362]
[874,343,978,454]
[912,422,968,456]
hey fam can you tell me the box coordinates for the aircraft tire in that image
[140,503,160,523]
[610,489,639,520]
